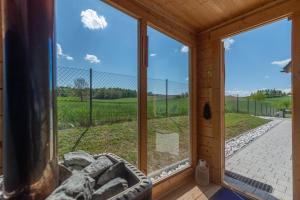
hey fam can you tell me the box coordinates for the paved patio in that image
[225,119,292,200]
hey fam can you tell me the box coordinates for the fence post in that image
[254,100,257,116]
[237,94,239,113]
[166,79,168,117]
[90,68,93,126]
[261,104,263,115]
[247,97,249,113]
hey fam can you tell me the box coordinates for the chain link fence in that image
[225,95,281,117]
[57,66,189,130]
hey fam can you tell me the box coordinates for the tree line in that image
[58,78,188,101]
[254,89,290,98]
[57,78,137,101]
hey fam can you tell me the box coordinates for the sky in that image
[56,0,291,96]
[224,19,291,96]
[56,0,189,95]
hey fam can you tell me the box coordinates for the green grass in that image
[58,116,189,173]
[225,113,271,140]
[57,96,189,129]
[58,113,269,172]
[57,96,273,172]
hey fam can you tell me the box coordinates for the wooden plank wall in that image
[197,34,223,184]
[196,1,300,196]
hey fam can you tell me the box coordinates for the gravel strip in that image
[225,118,283,158]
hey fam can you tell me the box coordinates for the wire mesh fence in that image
[225,95,280,117]
[57,66,189,130]
[57,66,283,131]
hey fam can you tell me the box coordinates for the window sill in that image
[152,166,193,199]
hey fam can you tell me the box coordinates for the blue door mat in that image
[210,188,250,200]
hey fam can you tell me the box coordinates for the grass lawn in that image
[57,96,189,129]
[58,113,269,172]
[225,113,271,140]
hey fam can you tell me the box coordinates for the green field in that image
[57,96,189,129]
[58,116,189,172]
[57,96,280,170]
[225,113,270,140]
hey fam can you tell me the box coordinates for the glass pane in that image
[224,19,292,200]
[56,0,138,166]
[147,27,190,181]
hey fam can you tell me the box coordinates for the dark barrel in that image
[2,0,58,199]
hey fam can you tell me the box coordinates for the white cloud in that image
[65,55,74,61]
[223,37,235,51]
[81,9,107,30]
[180,45,189,53]
[185,77,189,81]
[271,58,291,67]
[264,75,270,79]
[56,43,74,61]
[85,54,100,64]
[150,53,157,57]
[57,43,63,56]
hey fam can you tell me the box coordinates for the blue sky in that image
[56,1,291,96]
[56,0,189,94]
[224,19,291,96]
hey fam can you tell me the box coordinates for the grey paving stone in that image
[225,119,292,200]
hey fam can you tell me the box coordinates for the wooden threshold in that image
[159,181,221,200]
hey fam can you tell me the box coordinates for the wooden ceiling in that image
[134,0,276,32]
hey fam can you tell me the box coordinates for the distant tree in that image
[74,78,88,101]
[250,91,266,101]
[276,100,291,110]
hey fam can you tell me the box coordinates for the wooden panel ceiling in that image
[134,0,275,32]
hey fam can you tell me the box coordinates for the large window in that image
[56,0,138,165]
[56,0,191,182]
[147,27,190,181]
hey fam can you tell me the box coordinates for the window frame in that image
[103,0,197,190]
[220,17,295,200]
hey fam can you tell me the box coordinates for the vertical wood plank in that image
[190,45,198,168]
[220,41,225,183]
[292,11,300,200]
[211,39,222,184]
[138,19,148,174]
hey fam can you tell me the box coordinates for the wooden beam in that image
[200,0,300,40]
[138,19,148,174]
[152,167,194,200]
[104,0,197,46]
[190,45,198,168]
[292,11,300,200]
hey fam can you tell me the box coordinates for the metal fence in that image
[57,66,189,130]
[57,66,282,132]
[225,95,279,117]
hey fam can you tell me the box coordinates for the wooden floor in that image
[159,181,221,200]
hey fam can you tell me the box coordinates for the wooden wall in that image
[197,35,223,184]
[196,2,300,200]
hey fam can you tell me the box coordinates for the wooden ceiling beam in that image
[104,0,197,46]
[200,0,300,40]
